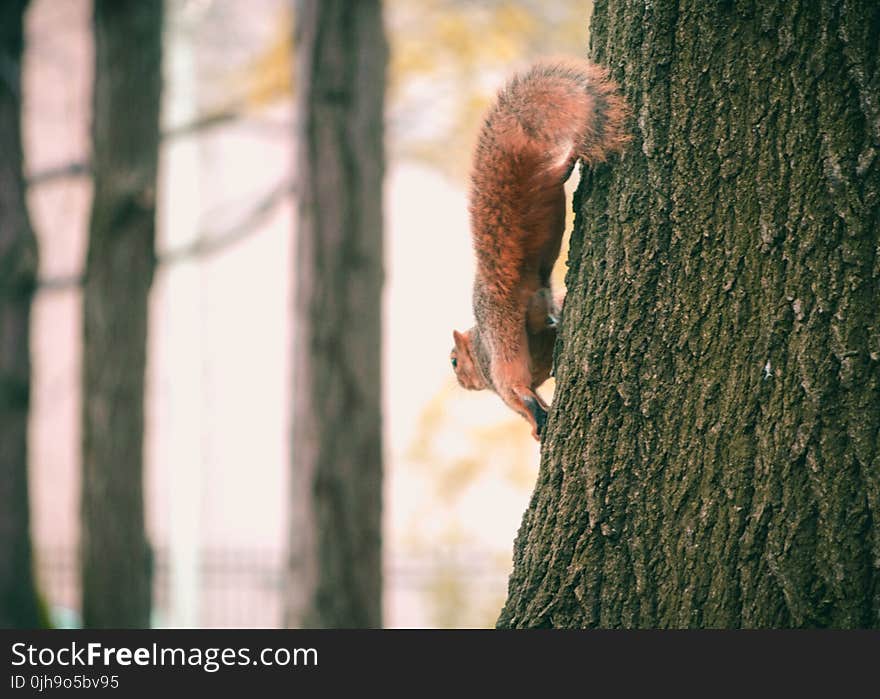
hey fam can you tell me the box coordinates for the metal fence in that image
[36,547,510,628]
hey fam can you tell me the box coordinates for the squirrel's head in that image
[450,329,488,391]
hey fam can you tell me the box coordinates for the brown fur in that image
[451,58,629,440]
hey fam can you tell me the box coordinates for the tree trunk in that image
[286,0,387,628]
[0,0,41,629]
[80,0,163,629]
[500,0,879,628]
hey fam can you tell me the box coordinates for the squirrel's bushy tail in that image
[564,59,630,164]
[484,57,630,179]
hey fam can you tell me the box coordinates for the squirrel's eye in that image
[451,357,458,369]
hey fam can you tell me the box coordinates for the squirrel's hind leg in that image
[491,344,548,441]
[475,282,549,440]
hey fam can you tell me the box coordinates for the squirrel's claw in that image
[492,358,550,441]
[518,391,548,442]
[524,395,548,440]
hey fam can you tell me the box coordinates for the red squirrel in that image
[450,58,629,440]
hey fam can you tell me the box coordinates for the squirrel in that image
[450,58,629,440]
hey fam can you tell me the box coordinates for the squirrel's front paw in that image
[521,393,548,440]
[504,386,548,442]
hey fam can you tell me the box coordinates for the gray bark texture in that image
[0,0,41,629]
[80,0,163,628]
[499,0,879,628]
[286,0,387,628]
[286,0,388,628]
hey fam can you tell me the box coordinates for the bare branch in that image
[26,106,248,186]
[157,178,293,264]
[35,178,293,293]
[26,161,91,186]
[35,273,84,292]
[161,108,242,140]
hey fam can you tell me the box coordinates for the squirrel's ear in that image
[452,330,467,350]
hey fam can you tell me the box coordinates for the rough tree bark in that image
[286,0,387,628]
[80,0,163,628]
[499,0,879,628]
[0,0,41,629]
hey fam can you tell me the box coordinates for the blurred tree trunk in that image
[286,0,387,628]
[0,0,41,629]
[80,0,163,628]
[499,0,879,628]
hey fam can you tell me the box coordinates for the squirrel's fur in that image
[450,58,629,440]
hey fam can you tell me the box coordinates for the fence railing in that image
[35,547,511,628]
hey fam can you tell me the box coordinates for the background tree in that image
[0,0,41,629]
[285,0,387,628]
[80,0,163,628]
[500,0,879,628]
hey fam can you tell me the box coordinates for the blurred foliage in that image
[424,555,510,628]
[407,382,541,498]
[230,0,593,179]
[389,0,593,178]
[241,9,293,108]
[228,0,586,290]
[414,525,513,628]
[403,382,545,627]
